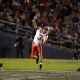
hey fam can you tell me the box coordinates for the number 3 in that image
[37,34,43,40]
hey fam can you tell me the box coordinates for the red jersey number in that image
[37,34,43,40]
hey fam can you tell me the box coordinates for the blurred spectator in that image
[72,0,78,6]
[0,12,4,20]
[20,12,27,25]
[72,13,79,23]
[33,13,41,21]
[0,0,2,12]
[42,11,47,20]
[61,5,71,20]
[71,30,78,39]
[49,0,56,10]
[39,0,47,15]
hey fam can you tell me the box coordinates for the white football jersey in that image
[33,27,44,45]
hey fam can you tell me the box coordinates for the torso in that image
[33,27,44,44]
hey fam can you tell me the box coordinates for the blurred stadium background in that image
[0,0,80,80]
[0,0,80,59]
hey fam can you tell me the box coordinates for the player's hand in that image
[32,20,37,28]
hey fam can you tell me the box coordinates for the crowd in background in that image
[0,0,80,47]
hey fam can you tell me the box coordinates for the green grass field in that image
[0,58,80,71]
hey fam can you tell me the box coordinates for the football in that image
[44,26,54,33]
[49,26,54,30]
[49,26,54,32]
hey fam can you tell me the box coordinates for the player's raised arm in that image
[32,20,37,28]
[43,34,48,43]
[46,26,54,35]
